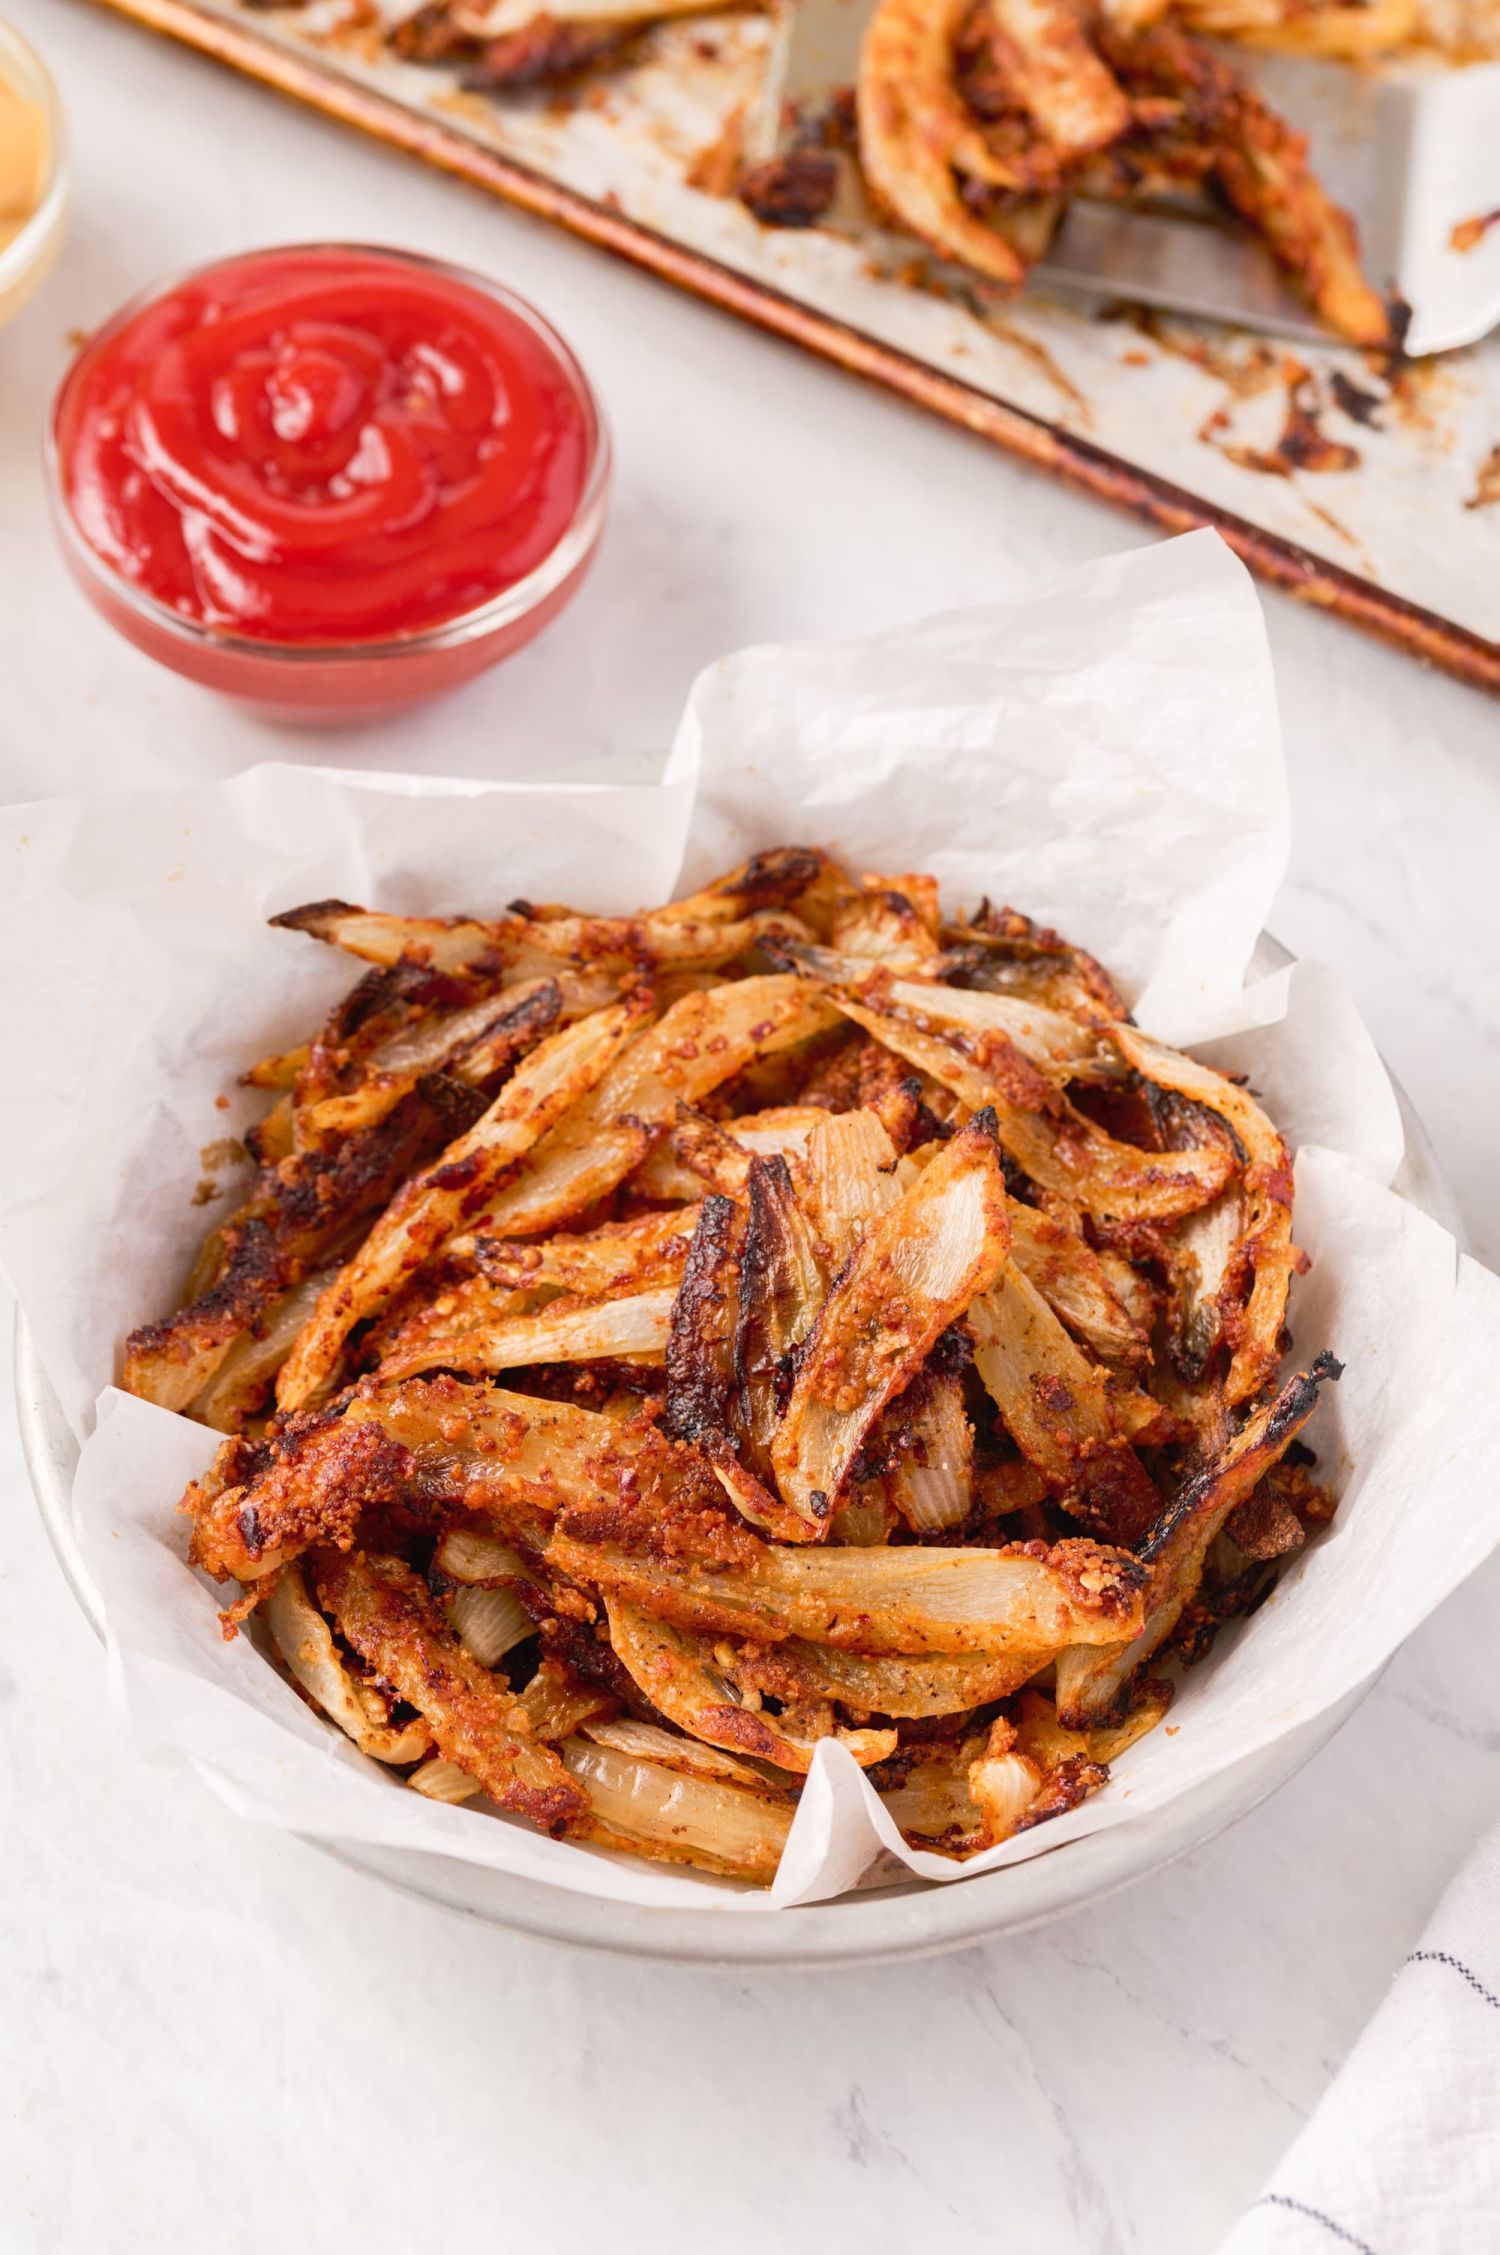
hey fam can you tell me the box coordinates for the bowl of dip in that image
[47,244,611,717]
[0,19,67,329]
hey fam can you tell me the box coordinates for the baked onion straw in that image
[126,848,1341,1886]
[857,0,1396,345]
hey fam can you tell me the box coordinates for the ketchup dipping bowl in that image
[47,245,611,718]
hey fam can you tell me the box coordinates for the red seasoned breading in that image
[796,1033,915,1114]
[534,1613,646,1717]
[555,1444,764,1570]
[314,1549,586,1827]
[186,1415,416,1584]
[1224,1477,1306,1560]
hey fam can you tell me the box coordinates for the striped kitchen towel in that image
[1223,1813,1500,2254]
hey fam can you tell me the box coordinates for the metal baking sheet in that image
[86,0,1500,691]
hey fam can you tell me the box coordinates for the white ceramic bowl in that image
[12,956,1460,1965]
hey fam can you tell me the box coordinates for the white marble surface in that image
[4,4,1500,2248]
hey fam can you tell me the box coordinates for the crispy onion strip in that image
[562,1738,794,1882]
[314,1549,585,1827]
[970,1265,1163,1546]
[1111,1022,1301,1404]
[265,1563,433,1764]
[858,0,1032,284]
[987,0,1131,156]
[475,976,836,1241]
[822,993,1235,1222]
[277,999,646,1411]
[471,1204,700,1294]
[189,1269,337,1434]
[771,1119,1009,1529]
[187,1379,684,1584]
[605,1599,897,1772]
[1007,1204,1150,1370]
[378,1286,677,1381]
[883,1370,975,1534]
[550,1528,1146,1655]
[1055,1354,1339,1727]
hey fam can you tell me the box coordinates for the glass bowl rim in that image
[0,18,70,307]
[45,240,612,664]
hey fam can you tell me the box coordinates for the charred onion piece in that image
[1111,1022,1301,1404]
[770,1117,1011,1531]
[276,999,646,1411]
[970,1262,1163,1545]
[1055,1353,1340,1727]
[313,1549,585,1828]
[606,1598,897,1771]
[475,975,835,1240]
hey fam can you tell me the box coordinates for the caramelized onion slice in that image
[476,976,837,1241]
[434,1528,528,1584]
[270,900,520,974]
[581,1715,792,1790]
[771,1119,1010,1529]
[858,0,1033,284]
[800,1105,901,1266]
[606,1599,896,1772]
[733,1154,826,1478]
[377,1286,676,1381]
[877,1731,998,1853]
[471,1204,700,1295]
[986,0,1131,156]
[830,883,941,968]
[265,1562,433,1764]
[826,995,1235,1222]
[1006,1204,1151,1372]
[970,1265,1163,1546]
[124,1095,432,1413]
[1055,1354,1340,1728]
[315,1549,585,1827]
[277,999,646,1412]
[1111,1023,1300,1405]
[783,944,1118,1078]
[882,1370,975,1534]
[190,1269,337,1433]
[297,975,568,1144]
[408,1758,482,1804]
[550,1528,1146,1655]
[449,1582,536,1670]
[561,1738,793,1883]
[189,1379,683,1585]
[793,1632,1051,1713]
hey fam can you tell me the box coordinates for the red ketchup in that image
[51,246,608,712]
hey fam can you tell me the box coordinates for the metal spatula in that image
[751,1,1500,354]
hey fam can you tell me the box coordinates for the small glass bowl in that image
[46,245,612,720]
[0,19,68,330]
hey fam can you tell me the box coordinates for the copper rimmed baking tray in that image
[86,0,1500,694]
